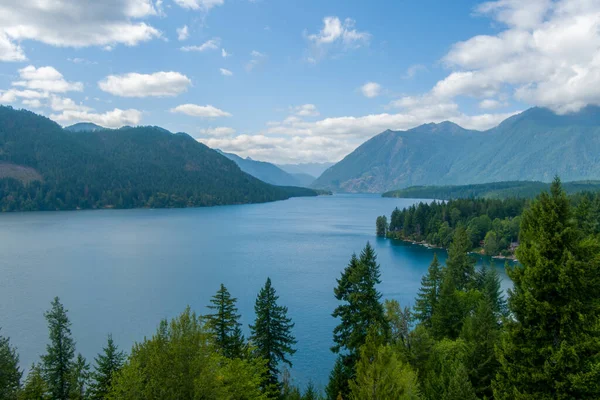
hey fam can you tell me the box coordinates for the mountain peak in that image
[64,122,106,132]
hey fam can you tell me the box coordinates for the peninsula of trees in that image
[2,179,600,399]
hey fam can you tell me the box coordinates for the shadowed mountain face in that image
[0,106,318,211]
[312,107,600,193]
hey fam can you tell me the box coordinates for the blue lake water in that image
[0,194,511,389]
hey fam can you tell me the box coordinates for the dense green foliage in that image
[383,180,600,200]
[0,331,21,400]
[7,179,600,399]
[494,178,600,399]
[0,106,319,212]
[384,197,525,255]
[250,278,297,392]
[313,106,600,193]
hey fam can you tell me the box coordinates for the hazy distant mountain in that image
[217,150,310,187]
[278,162,334,178]
[0,106,318,211]
[312,107,600,193]
[64,122,106,132]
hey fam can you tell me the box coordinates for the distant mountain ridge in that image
[0,106,318,211]
[217,150,312,187]
[278,162,334,178]
[312,107,600,193]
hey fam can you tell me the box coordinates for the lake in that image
[0,194,510,389]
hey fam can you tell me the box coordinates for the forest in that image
[1,178,600,399]
[377,190,600,256]
[0,106,318,212]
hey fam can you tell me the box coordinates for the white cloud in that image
[307,17,370,47]
[478,99,505,110]
[0,33,26,62]
[181,38,220,52]
[98,71,191,97]
[433,0,600,113]
[177,25,189,41]
[22,99,42,108]
[13,65,83,93]
[306,16,370,61]
[292,104,319,117]
[0,0,161,59]
[220,68,233,76]
[173,0,224,11]
[170,104,232,118]
[198,127,236,136]
[49,95,92,112]
[0,89,48,103]
[360,82,381,98]
[68,58,97,65]
[222,48,230,58]
[51,108,143,128]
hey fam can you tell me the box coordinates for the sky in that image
[0,0,599,164]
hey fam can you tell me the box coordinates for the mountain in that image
[64,122,106,132]
[383,180,600,200]
[0,106,318,211]
[312,107,600,193]
[217,150,310,187]
[278,162,334,178]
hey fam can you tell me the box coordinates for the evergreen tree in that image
[89,334,126,400]
[250,277,297,390]
[430,273,463,340]
[205,284,245,359]
[477,261,507,318]
[69,353,90,400]
[331,243,387,361]
[0,331,21,400]
[445,226,476,290]
[384,299,412,350]
[349,335,421,400]
[41,297,76,400]
[376,216,388,237]
[460,299,500,399]
[325,357,352,400]
[302,380,319,400]
[19,364,49,400]
[445,362,477,400]
[494,178,600,399]
[413,254,442,327]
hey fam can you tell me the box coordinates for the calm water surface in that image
[0,194,510,388]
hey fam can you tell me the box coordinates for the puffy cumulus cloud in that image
[307,17,370,47]
[220,68,233,76]
[181,38,220,52]
[173,0,224,11]
[479,99,506,110]
[305,17,370,62]
[200,134,356,164]
[51,108,143,128]
[22,99,42,108]
[360,82,381,98]
[170,104,232,118]
[177,25,189,41]
[0,0,161,59]
[98,72,191,97]
[198,126,236,136]
[0,89,48,103]
[13,65,83,93]
[435,0,600,113]
[292,104,319,117]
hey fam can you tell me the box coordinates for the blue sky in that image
[0,0,599,163]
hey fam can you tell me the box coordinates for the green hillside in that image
[0,106,318,211]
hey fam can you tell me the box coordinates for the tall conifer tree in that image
[42,297,76,400]
[89,334,126,400]
[494,178,600,399]
[0,331,21,400]
[206,284,245,359]
[414,253,442,326]
[250,278,297,391]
